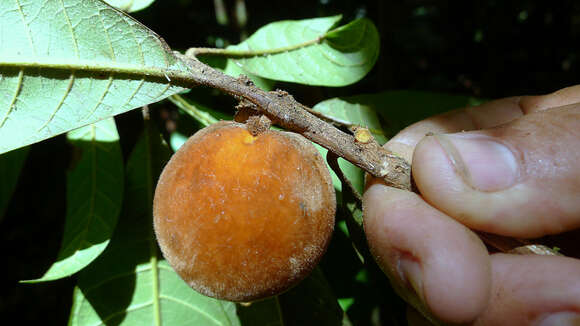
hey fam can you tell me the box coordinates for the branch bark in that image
[175,53,412,190]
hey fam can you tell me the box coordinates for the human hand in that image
[363,85,580,325]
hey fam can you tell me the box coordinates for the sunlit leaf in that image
[23,118,123,283]
[0,0,192,154]
[226,16,379,86]
[0,146,29,220]
[68,121,239,326]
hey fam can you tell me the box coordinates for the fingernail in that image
[433,134,519,191]
[536,312,580,326]
[398,256,424,302]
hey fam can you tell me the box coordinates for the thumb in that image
[413,104,580,238]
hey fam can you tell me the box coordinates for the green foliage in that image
[23,118,124,283]
[224,16,379,86]
[0,0,190,154]
[0,0,503,325]
[313,98,387,144]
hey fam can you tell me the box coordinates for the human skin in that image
[363,85,580,325]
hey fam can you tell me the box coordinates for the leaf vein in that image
[217,301,234,326]
[83,75,113,121]
[152,80,172,99]
[97,7,116,61]
[119,14,145,65]
[158,295,225,326]
[0,68,24,128]
[14,0,36,56]
[122,78,145,109]
[37,71,75,131]
[83,263,153,294]
[92,301,154,326]
[58,0,80,59]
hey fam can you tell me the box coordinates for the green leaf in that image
[169,131,188,152]
[223,58,276,91]
[337,298,355,312]
[312,97,388,144]
[167,94,235,151]
[104,0,156,12]
[69,121,240,326]
[0,146,29,221]
[0,0,192,154]
[23,118,123,283]
[226,16,379,86]
[325,91,484,139]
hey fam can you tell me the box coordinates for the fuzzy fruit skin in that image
[153,121,336,302]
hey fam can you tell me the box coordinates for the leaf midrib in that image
[0,59,193,82]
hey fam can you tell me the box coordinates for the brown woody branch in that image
[175,53,412,190]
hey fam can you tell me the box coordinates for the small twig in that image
[168,95,218,127]
[186,36,324,58]
[176,53,412,190]
[476,232,562,256]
